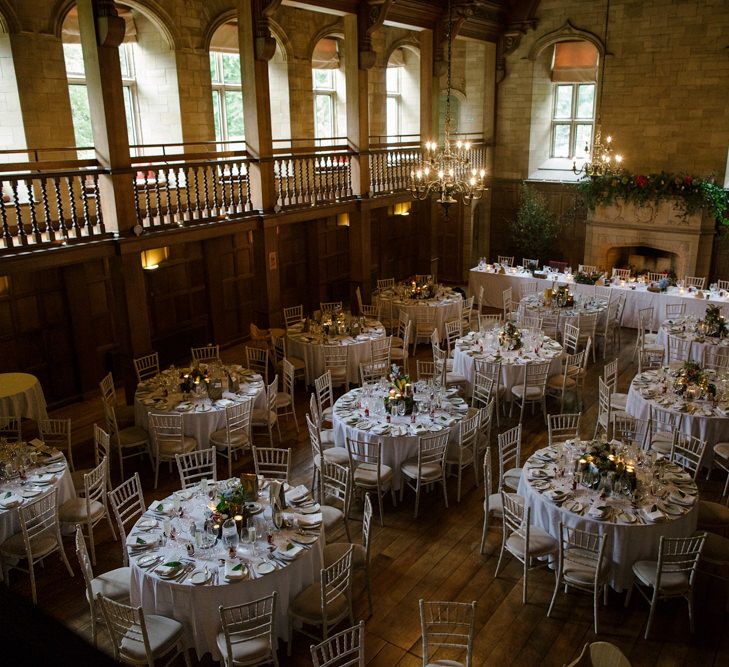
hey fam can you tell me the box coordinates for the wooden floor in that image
[5,324,729,666]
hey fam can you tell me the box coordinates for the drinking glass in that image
[222,519,239,556]
[246,518,257,556]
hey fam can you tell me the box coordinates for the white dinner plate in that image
[255,561,275,575]
[21,487,43,498]
[138,518,158,530]
[190,570,209,585]
[292,533,319,545]
[136,554,158,567]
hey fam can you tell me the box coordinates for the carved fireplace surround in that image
[584,200,716,278]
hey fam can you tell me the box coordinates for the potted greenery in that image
[509,184,561,265]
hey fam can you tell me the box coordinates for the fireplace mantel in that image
[584,200,716,278]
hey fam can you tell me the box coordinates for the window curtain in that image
[312,38,339,69]
[551,41,598,82]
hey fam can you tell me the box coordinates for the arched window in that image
[312,37,345,142]
[209,22,243,144]
[386,46,420,142]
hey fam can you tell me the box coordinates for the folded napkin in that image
[528,469,550,480]
[0,492,22,509]
[276,542,303,560]
[149,500,171,514]
[31,473,57,484]
[156,561,182,577]
[669,490,695,506]
[126,532,161,547]
[225,560,246,578]
[642,506,665,522]
[286,485,310,504]
[588,505,608,518]
[297,512,323,527]
[544,489,567,502]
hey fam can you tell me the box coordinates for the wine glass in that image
[221,519,239,557]
[246,518,257,557]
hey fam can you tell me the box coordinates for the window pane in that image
[552,124,571,158]
[222,53,241,84]
[387,96,400,139]
[553,85,573,119]
[63,44,85,77]
[122,86,136,145]
[314,93,333,138]
[119,44,132,79]
[212,90,222,141]
[574,124,593,158]
[386,67,400,94]
[209,52,220,83]
[68,84,93,147]
[313,69,334,90]
[224,90,244,140]
[576,84,595,119]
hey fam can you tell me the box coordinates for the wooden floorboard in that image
[4,323,728,665]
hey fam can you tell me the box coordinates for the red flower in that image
[635,175,649,188]
[684,175,693,186]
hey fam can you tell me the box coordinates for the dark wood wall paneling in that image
[314,217,350,305]
[278,223,310,313]
[489,180,587,268]
[434,203,464,283]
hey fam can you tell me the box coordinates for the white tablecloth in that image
[0,373,48,421]
[451,332,563,395]
[655,320,729,363]
[129,484,324,660]
[134,367,265,449]
[468,268,729,330]
[625,370,729,468]
[287,321,386,385]
[517,443,698,591]
[330,387,467,490]
[0,455,74,544]
[375,290,463,341]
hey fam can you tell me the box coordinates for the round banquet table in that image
[451,330,563,396]
[129,480,324,660]
[286,319,386,386]
[517,441,699,591]
[375,287,462,341]
[655,316,729,363]
[625,368,729,469]
[134,365,266,449]
[330,384,469,491]
[0,450,74,544]
[518,292,608,330]
[0,373,48,421]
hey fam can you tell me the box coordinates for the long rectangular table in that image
[468,268,729,331]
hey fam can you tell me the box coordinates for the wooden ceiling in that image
[281,0,541,42]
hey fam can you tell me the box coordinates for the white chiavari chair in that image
[315,371,335,425]
[547,413,581,446]
[400,431,449,518]
[391,311,410,348]
[474,358,505,426]
[283,304,304,328]
[498,255,514,267]
[320,462,352,542]
[577,311,598,362]
[133,352,159,383]
[471,372,494,411]
[346,438,394,526]
[612,267,631,279]
[99,371,135,428]
[271,332,305,385]
[377,278,395,291]
[648,404,682,455]
[72,424,113,495]
[665,302,686,319]
[191,344,220,365]
[603,358,628,412]
[510,359,551,423]
[502,287,514,322]
[252,446,291,482]
[497,424,522,491]
[108,473,145,566]
[596,296,622,360]
[103,402,150,482]
[175,447,217,490]
[311,620,365,667]
[522,258,539,270]
[217,593,278,667]
[419,599,476,667]
[704,345,729,371]
[307,412,349,501]
[670,433,707,482]
[210,398,253,478]
[320,301,343,314]
[521,280,538,296]
[148,412,197,489]
[323,345,349,391]
[647,271,667,283]
[545,350,583,412]
[246,346,270,384]
[251,376,280,445]
[0,414,21,441]
[445,411,479,503]
[495,492,557,604]
[361,302,381,320]
[666,333,692,367]
[276,358,299,433]
[444,319,463,357]
[461,295,476,332]
[478,313,502,332]
[38,417,74,470]
[371,336,391,366]
[684,276,706,289]
[359,360,389,385]
[611,414,650,451]
[390,321,411,375]
[413,306,437,352]
[562,322,579,355]
[639,346,665,373]
[594,377,625,440]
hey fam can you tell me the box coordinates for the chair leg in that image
[644,588,659,639]
[523,557,528,604]
[413,482,420,519]
[377,488,385,527]
[547,568,561,618]
[365,566,373,618]
[479,511,489,554]
[287,614,293,656]
[88,523,96,566]
[442,476,448,509]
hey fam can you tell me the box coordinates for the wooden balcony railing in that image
[131,151,254,230]
[0,159,108,250]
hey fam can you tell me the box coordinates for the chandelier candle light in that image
[409,0,486,216]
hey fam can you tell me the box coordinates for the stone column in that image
[176,48,216,146]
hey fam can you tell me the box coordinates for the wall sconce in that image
[337,213,350,227]
[140,247,169,270]
[393,202,411,216]
[0,276,9,296]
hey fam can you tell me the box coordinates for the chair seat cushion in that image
[390,348,407,360]
[278,357,305,372]
[119,426,149,447]
[216,633,272,665]
[698,500,729,529]
[632,560,690,593]
[275,393,293,409]
[353,462,393,487]
[158,436,197,456]
[511,385,545,399]
[563,548,609,585]
[610,393,628,411]
[425,662,465,667]
[486,493,503,516]
[59,497,105,523]
[321,407,333,422]
[503,468,523,490]
[400,458,443,482]
[120,614,183,661]
[320,505,345,532]
[323,542,366,569]
[0,531,58,558]
[322,447,350,466]
[328,368,347,381]
[547,375,577,390]
[89,567,131,602]
[289,581,349,621]
[506,527,557,558]
[251,409,277,426]
[391,336,404,348]
[210,430,250,451]
[445,372,467,385]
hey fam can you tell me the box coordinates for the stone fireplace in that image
[584,200,716,278]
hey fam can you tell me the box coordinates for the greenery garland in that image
[576,170,729,226]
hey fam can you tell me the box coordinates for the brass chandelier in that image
[409,0,485,216]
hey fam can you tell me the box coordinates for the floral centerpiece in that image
[384,364,414,414]
[179,367,209,394]
[673,361,717,400]
[498,321,522,350]
[574,269,603,285]
[407,278,435,300]
[576,440,637,493]
[700,304,728,338]
[214,482,256,522]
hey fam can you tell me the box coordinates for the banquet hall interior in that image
[1,0,729,665]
